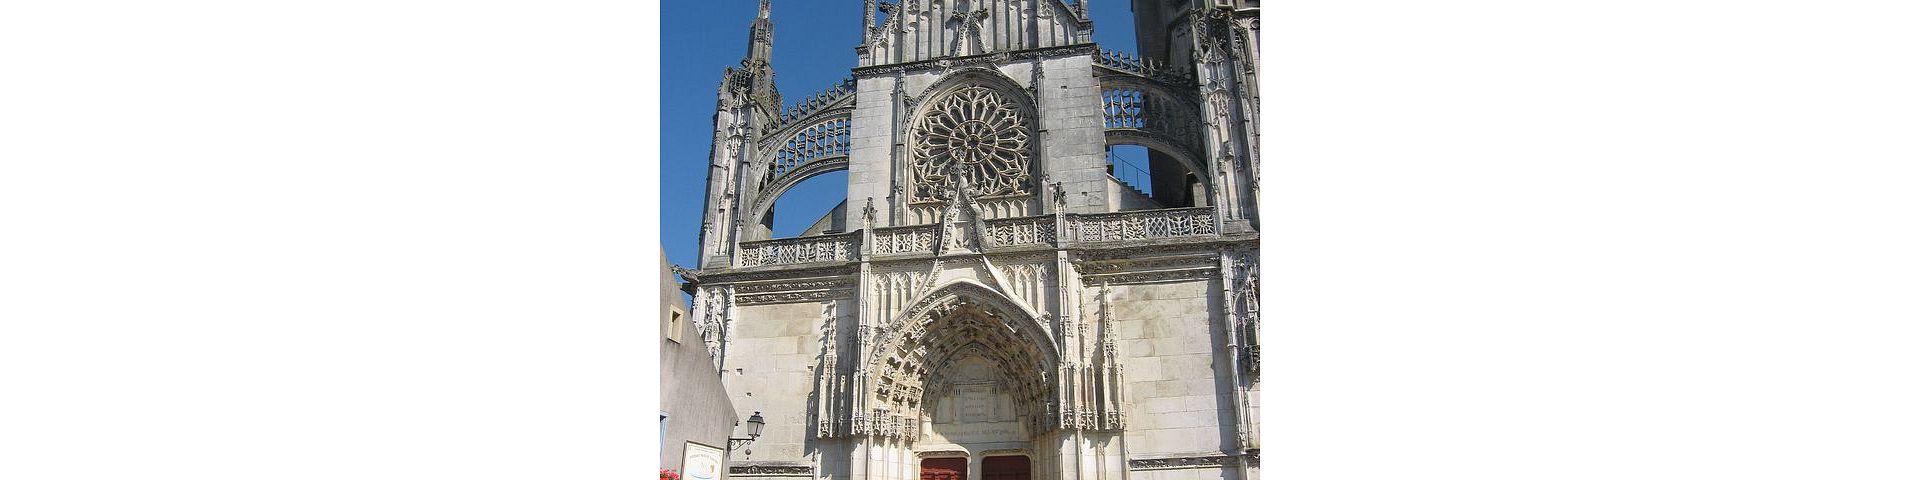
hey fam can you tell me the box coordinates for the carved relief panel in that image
[922,355,1027,445]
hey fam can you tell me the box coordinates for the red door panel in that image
[921,458,967,480]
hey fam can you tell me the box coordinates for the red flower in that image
[661,468,681,480]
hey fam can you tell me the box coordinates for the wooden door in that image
[920,458,967,480]
[982,456,1030,480]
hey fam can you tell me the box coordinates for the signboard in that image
[683,441,725,480]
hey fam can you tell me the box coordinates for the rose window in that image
[910,86,1033,201]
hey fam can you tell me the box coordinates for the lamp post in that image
[727,411,765,452]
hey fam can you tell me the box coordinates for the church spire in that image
[745,0,775,64]
[738,0,781,116]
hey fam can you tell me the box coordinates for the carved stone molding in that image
[728,464,813,476]
[695,264,859,284]
[733,278,855,294]
[1083,268,1216,285]
[736,289,854,305]
[1128,454,1235,470]
[916,450,968,458]
[1074,253,1217,274]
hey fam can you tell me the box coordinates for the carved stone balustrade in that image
[1067,207,1218,243]
[983,216,1057,248]
[735,232,859,267]
[762,76,857,135]
[1093,48,1194,87]
[737,208,1219,266]
[870,224,938,255]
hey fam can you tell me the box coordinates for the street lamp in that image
[728,411,765,451]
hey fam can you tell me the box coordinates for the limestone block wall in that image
[1103,279,1236,455]
[1128,465,1245,480]
[1031,54,1113,215]
[722,298,847,461]
[846,75,896,227]
[1107,177,1162,211]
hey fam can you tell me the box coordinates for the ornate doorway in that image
[919,458,967,480]
[982,456,1030,480]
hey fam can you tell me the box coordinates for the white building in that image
[678,1,1261,479]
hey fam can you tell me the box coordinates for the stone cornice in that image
[692,264,859,285]
[732,277,855,294]
[735,288,854,306]
[1081,267,1217,285]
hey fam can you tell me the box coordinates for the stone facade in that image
[678,1,1261,479]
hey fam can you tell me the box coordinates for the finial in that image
[759,0,771,19]
[862,0,878,44]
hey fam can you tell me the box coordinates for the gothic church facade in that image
[678,1,1261,479]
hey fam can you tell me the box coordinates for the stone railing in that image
[736,232,859,267]
[983,216,1057,248]
[870,224,938,255]
[1093,48,1193,87]
[1067,207,1217,243]
[764,76,857,135]
[733,208,1218,267]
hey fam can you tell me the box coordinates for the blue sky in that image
[660,1,1141,270]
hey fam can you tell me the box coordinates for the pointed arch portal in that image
[861,281,1058,446]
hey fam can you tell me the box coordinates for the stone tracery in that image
[910,86,1034,202]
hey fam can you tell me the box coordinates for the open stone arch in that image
[1099,74,1206,158]
[744,113,853,234]
[1105,133,1216,205]
[906,69,1040,206]
[861,280,1059,441]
